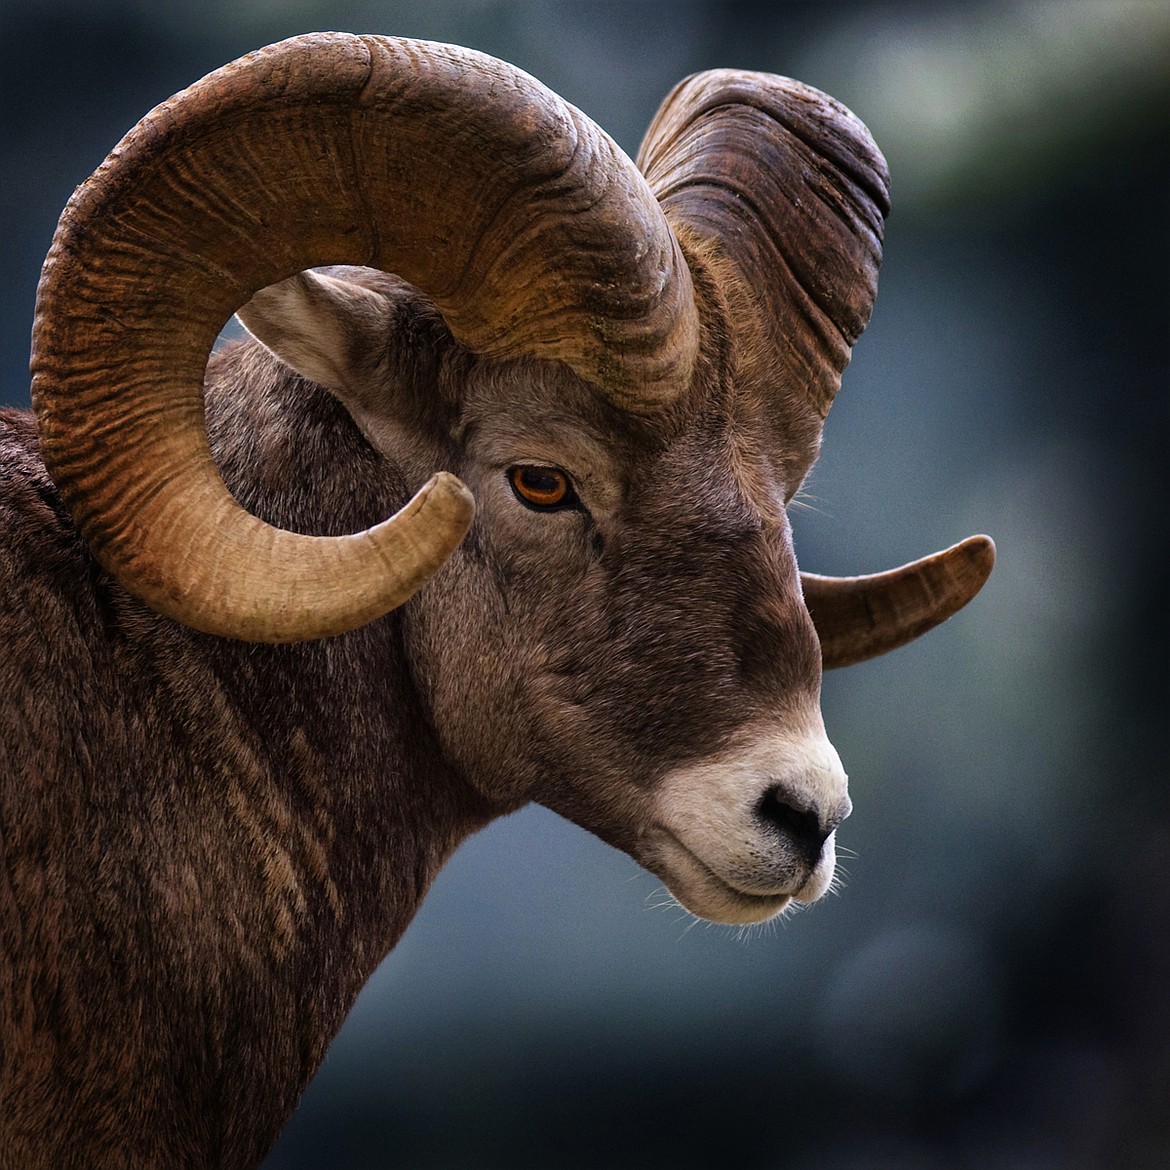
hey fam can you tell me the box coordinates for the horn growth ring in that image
[31,33,698,641]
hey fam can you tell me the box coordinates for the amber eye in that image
[508,465,576,511]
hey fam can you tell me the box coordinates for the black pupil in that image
[520,469,562,496]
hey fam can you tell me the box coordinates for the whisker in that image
[787,488,833,519]
[825,864,850,897]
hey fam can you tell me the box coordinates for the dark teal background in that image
[3,3,1167,1167]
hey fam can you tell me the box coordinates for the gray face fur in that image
[240,266,850,925]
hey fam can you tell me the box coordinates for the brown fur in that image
[0,265,825,1165]
[0,371,497,1167]
[0,267,823,1170]
[0,28,915,1159]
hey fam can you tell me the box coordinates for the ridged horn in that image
[802,536,996,669]
[31,33,698,643]
[637,70,890,489]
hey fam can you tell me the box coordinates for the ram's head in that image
[31,34,992,924]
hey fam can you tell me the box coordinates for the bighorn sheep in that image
[0,33,993,1169]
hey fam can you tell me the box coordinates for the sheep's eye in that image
[508,465,576,511]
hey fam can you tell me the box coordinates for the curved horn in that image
[636,70,889,489]
[802,535,996,669]
[31,33,698,642]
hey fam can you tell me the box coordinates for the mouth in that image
[641,828,808,925]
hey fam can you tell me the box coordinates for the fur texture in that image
[0,268,839,1166]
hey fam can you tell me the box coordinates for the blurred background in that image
[2,2,1167,1167]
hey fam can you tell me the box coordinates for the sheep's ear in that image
[236,269,392,394]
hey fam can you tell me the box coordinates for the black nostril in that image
[756,787,830,859]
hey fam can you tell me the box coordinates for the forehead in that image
[458,356,653,448]
[458,356,798,513]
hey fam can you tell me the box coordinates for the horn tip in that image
[956,533,996,586]
[416,470,476,532]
